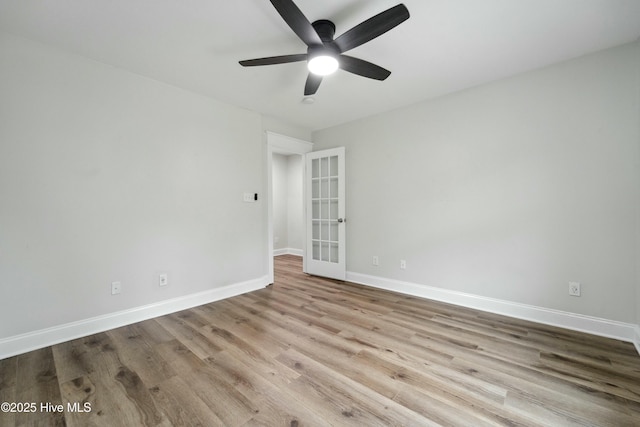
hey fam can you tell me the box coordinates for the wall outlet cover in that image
[159,273,168,287]
[569,282,581,297]
[111,281,122,295]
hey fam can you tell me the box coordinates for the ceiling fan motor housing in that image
[312,19,336,43]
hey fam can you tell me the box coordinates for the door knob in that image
[337,218,345,223]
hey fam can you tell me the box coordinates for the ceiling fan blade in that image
[270,0,323,47]
[239,54,308,66]
[304,73,323,95]
[334,4,409,53]
[339,55,391,80]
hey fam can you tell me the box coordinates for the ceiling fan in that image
[239,0,410,96]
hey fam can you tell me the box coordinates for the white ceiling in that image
[1,0,639,131]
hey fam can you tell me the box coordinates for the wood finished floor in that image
[1,255,640,426]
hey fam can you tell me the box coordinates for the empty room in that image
[1,0,640,425]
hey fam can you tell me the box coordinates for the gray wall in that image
[2,31,638,344]
[313,42,640,324]
[637,41,640,333]
[0,34,266,338]
[272,153,289,251]
[272,153,303,253]
[286,155,304,252]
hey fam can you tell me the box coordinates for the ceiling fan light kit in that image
[239,0,410,96]
[307,55,339,76]
[307,41,340,76]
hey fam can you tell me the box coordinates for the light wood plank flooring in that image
[1,255,639,426]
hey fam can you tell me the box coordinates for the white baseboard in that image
[4,271,637,359]
[347,272,640,354]
[274,248,303,257]
[0,275,270,360]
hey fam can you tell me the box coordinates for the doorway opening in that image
[266,132,313,283]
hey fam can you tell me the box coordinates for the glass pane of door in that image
[310,154,340,263]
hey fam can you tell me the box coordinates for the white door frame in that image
[266,131,313,283]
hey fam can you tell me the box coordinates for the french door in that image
[305,147,346,280]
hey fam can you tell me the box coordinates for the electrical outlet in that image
[400,259,407,270]
[159,273,168,287]
[111,281,122,295]
[569,282,581,297]
[372,256,379,266]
